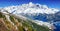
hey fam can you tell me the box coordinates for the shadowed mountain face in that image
[0,12,51,31]
[22,11,60,22]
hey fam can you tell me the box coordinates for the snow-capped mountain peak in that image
[0,2,59,15]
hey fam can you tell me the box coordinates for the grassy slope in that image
[0,12,51,31]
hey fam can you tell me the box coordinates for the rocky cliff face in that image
[0,12,51,31]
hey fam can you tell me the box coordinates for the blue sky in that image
[0,0,60,10]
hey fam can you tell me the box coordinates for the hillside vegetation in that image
[0,12,51,31]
